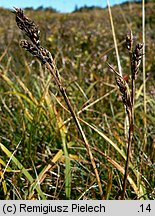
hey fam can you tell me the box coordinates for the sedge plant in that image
[13,8,103,199]
[108,31,143,199]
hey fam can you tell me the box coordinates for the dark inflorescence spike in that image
[14,8,40,47]
[20,40,46,64]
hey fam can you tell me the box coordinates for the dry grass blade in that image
[93,147,140,196]
[28,150,63,199]
[45,59,104,198]
[64,88,117,125]
[142,0,147,156]
[107,0,122,76]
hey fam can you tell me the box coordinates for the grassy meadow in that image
[0,2,155,200]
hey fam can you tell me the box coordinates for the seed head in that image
[14,8,40,47]
[20,40,46,63]
[132,43,143,77]
[126,31,134,51]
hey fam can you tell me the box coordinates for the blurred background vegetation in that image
[0,1,154,199]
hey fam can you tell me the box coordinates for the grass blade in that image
[0,143,46,200]
[56,113,71,199]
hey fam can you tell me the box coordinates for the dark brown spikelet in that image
[126,32,143,79]
[126,31,134,52]
[14,8,40,47]
[39,47,53,64]
[14,8,55,66]
[116,76,131,110]
[116,76,126,95]
[20,40,46,63]
[132,43,143,76]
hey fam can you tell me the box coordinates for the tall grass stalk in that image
[107,0,122,76]
[142,0,147,153]
[106,2,131,198]
[108,32,143,199]
[121,32,143,199]
[138,0,147,194]
[13,8,103,198]
[41,48,104,199]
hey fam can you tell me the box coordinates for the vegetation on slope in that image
[0,2,154,199]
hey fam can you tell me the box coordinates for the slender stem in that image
[131,76,135,125]
[131,78,135,106]
[121,31,135,199]
[121,29,136,199]
[45,61,103,198]
[142,0,147,153]
[139,0,146,194]
[121,80,134,199]
[107,0,122,76]
[121,110,133,199]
